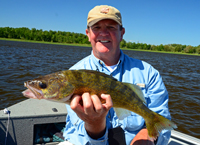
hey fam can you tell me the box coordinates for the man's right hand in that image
[70,93,113,139]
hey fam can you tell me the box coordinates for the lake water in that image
[0,40,199,138]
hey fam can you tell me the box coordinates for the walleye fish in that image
[22,69,177,139]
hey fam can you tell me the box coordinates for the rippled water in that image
[0,40,199,138]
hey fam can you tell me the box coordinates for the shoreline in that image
[1,38,199,56]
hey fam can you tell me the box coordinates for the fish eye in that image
[39,82,47,89]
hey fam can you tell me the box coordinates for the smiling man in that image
[86,18,124,66]
[63,5,172,145]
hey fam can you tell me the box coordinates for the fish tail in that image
[145,111,177,140]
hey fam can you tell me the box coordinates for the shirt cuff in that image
[84,126,109,145]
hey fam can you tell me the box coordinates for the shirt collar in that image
[91,50,124,69]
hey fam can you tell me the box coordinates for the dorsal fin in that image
[123,82,146,104]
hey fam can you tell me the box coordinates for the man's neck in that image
[93,50,120,66]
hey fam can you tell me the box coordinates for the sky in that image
[0,0,200,46]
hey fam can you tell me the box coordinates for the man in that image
[63,5,171,145]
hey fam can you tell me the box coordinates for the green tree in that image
[156,44,164,51]
[150,45,156,50]
[175,45,182,52]
[0,28,4,37]
[164,45,170,52]
[120,39,126,48]
[184,45,195,53]
[142,43,151,50]
[126,42,132,49]
[196,45,200,54]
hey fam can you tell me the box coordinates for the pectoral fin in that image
[114,108,132,120]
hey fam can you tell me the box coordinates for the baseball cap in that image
[87,5,122,27]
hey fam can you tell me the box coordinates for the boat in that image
[0,99,200,145]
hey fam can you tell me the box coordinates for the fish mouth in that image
[22,82,44,99]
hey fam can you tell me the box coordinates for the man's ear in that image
[120,27,125,41]
[86,28,91,42]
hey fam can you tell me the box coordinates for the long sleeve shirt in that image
[63,50,172,145]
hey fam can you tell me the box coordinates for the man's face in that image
[86,19,125,60]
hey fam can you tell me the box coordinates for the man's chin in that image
[96,43,112,51]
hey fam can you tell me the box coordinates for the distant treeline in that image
[0,27,90,44]
[1,27,200,54]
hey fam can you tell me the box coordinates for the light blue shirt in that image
[63,50,171,145]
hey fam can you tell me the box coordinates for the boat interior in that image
[0,99,199,145]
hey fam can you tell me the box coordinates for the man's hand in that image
[70,93,113,139]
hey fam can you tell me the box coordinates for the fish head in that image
[22,72,75,103]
